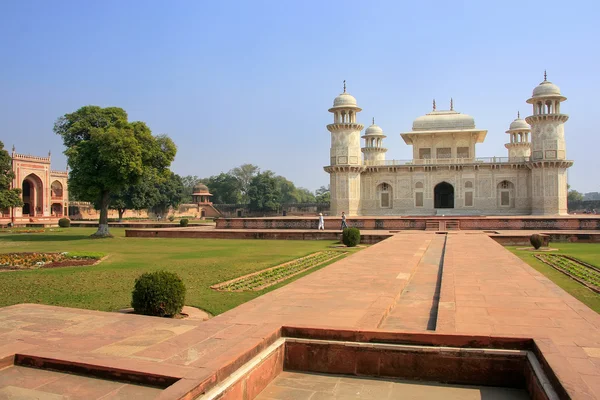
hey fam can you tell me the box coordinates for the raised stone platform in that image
[124,228,392,244]
[216,215,600,231]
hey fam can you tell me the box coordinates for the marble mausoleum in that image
[325,74,572,216]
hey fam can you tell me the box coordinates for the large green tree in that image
[0,141,23,212]
[248,171,281,212]
[295,187,316,203]
[148,172,185,216]
[206,173,242,204]
[273,176,316,204]
[315,185,330,203]
[100,170,160,221]
[230,163,259,203]
[55,106,176,237]
[568,189,584,203]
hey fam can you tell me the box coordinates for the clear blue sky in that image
[1,0,599,193]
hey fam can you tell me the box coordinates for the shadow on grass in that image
[0,234,90,242]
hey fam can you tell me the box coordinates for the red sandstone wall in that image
[215,217,600,231]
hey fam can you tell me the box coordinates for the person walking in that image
[341,211,348,230]
[318,213,325,230]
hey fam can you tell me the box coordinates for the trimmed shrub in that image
[530,234,544,250]
[180,218,189,227]
[168,215,175,222]
[131,271,186,317]
[342,227,361,247]
[58,218,70,228]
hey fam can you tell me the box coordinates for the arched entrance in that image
[434,182,454,209]
[51,203,63,217]
[22,174,44,217]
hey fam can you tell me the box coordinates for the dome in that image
[364,122,384,136]
[532,80,562,98]
[192,183,209,194]
[508,117,530,131]
[332,92,357,108]
[412,110,475,131]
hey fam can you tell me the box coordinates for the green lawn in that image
[0,228,347,315]
[508,243,600,313]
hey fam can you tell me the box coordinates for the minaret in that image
[323,81,365,216]
[362,118,387,164]
[525,72,572,215]
[504,111,531,161]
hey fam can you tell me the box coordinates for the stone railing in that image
[364,156,529,166]
[12,153,51,162]
[51,170,68,176]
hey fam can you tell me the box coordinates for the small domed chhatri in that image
[364,120,385,136]
[325,73,573,217]
[329,80,361,111]
[508,112,530,131]
[529,71,566,101]
[192,183,210,194]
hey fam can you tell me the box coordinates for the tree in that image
[55,106,176,237]
[273,176,316,204]
[101,170,159,221]
[275,176,299,204]
[0,141,23,211]
[148,172,185,216]
[248,171,281,212]
[315,185,330,203]
[568,189,584,203]
[230,164,259,203]
[206,173,242,204]
[295,187,316,203]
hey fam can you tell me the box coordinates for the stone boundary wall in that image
[214,203,330,218]
[216,216,600,231]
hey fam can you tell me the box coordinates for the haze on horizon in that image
[1,0,599,193]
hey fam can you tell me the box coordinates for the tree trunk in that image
[92,190,113,238]
[118,208,125,222]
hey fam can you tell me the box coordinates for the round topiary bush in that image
[180,218,189,227]
[131,271,186,317]
[342,227,361,247]
[58,218,70,228]
[530,234,544,250]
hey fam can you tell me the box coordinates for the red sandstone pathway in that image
[380,235,445,331]
[0,232,599,399]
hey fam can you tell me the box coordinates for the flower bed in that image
[212,250,346,292]
[535,253,600,293]
[0,252,105,271]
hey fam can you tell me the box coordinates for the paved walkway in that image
[255,371,529,400]
[0,232,598,399]
[380,235,445,331]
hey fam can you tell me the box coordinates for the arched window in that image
[497,180,515,208]
[414,182,424,207]
[377,183,392,208]
[464,181,474,206]
[51,181,63,198]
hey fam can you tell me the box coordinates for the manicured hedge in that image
[530,234,544,250]
[131,271,186,317]
[58,218,70,228]
[342,227,361,247]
